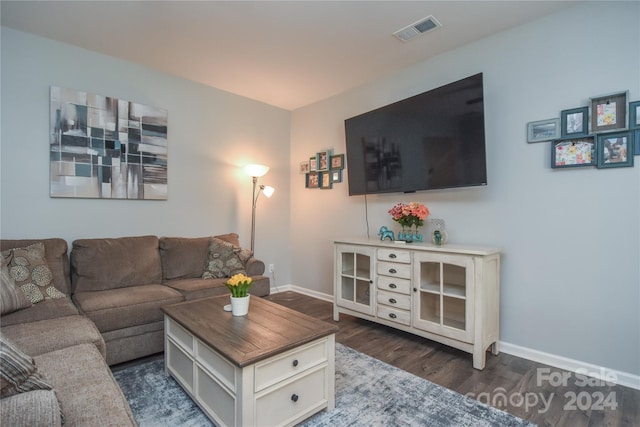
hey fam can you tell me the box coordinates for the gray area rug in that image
[113,343,534,427]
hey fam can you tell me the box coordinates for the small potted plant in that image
[225,273,253,316]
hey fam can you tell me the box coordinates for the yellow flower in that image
[225,273,253,297]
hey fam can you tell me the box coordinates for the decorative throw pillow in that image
[202,238,246,279]
[1,243,65,304]
[0,332,53,399]
[0,254,33,315]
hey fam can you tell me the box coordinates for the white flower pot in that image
[230,295,250,316]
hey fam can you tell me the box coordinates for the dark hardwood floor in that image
[266,291,639,427]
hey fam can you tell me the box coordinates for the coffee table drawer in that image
[255,365,328,426]
[167,318,194,353]
[254,339,328,392]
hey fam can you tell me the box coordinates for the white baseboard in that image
[271,285,640,391]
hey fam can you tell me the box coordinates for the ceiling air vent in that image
[393,15,441,42]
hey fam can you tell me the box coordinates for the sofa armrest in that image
[246,258,265,276]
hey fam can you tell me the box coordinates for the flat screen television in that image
[344,73,487,195]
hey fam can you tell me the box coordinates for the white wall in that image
[290,1,640,377]
[0,27,292,286]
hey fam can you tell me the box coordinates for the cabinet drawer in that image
[377,276,411,294]
[255,339,327,392]
[377,261,411,279]
[377,305,411,326]
[377,249,411,263]
[377,290,411,311]
[255,365,328,427]
[167,318,194,353]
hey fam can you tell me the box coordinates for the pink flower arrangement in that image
[388,202,430,228]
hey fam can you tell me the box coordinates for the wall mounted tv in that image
[344,73,487,196]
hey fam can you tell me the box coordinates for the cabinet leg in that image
[472,347,486,370]
[491,341,500,355]
[333,307,340,322]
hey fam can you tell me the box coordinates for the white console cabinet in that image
[333,238,500,370]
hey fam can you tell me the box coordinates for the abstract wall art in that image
[50,86,168,199]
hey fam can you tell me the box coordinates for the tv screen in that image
[344,73,487,195]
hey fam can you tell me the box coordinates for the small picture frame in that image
[561,107,589,137]
[320,171,332,189]
[527,118,560,143]
[305,172,319,188]
[330,154,345,169]
[551,136,596,168]
[589,91,628,134]
[331,169,343,183]
[597,131,633,168]
[634,129,640,156]
[629,100,640,129]
[299,161,310,174]
[317,150,331,171]
[309,155,318,172]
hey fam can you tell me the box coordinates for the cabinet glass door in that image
[336,246,374,315]
[413,253,473,343]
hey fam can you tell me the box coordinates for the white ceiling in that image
[1,1,580,110]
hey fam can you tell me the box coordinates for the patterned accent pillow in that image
[202,238,246,279]
[1,243,65,304]
[0,254,33,315]
[0,332,53,399]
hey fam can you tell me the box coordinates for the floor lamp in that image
[245,164,274,253]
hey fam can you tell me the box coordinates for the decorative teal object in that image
[378,226,395,241]
[432,230,442,246]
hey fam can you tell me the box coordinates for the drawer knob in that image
[389,313,397,319]
[389,268,397,274]
[389,253,397,259]
[389,283,397,289]
[292,359,299,367]
[291,394,299,403]
[389,298,396,304]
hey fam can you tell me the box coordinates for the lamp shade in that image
[245,164,269,178]
[262,185,275,198]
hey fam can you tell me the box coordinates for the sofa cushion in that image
[71,235,162,292]
[215,232,241,247]
[1,243,65,304]
[0,389,62,427]
[202,237,246,279]
[167,275,271,300]
[159,236,210,280]
[1,315,106,359]
[73,284,184,332]
[1,254,32,315]
[0,332,53,399]
[35,343,136,426]
[0,297,79,327]
[1,238,71,294]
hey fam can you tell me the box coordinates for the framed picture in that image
[551,136,596,168]
[331,169,343,183]
[320,171,332,189]
[309,155,318,172]
[597,131,633,168]
[629,100,640,129]
[330,154,345,169]
[561,107,589,137]
[305,172,319,188]
[527,118,560,143]
[299,161,310,174]
[634,130,640,156]
[589,91,628,133]
[317,150,331,171]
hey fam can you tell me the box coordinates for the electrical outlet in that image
[268,264,275,273]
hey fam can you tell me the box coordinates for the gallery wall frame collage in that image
[300,150,345,189]
[527,90,640,169]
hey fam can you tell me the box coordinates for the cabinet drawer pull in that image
[389,268,397,274]
[389,313,397,319]
[389,283,397,289]
[389,253,397,259]
[291,394,299,403]
[389,298,397,304]
[292,359,299,367]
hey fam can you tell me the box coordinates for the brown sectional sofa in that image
[1,234,269,426]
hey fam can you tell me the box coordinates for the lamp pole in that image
[250,176,259,253]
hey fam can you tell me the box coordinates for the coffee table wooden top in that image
[162,295,338,368]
